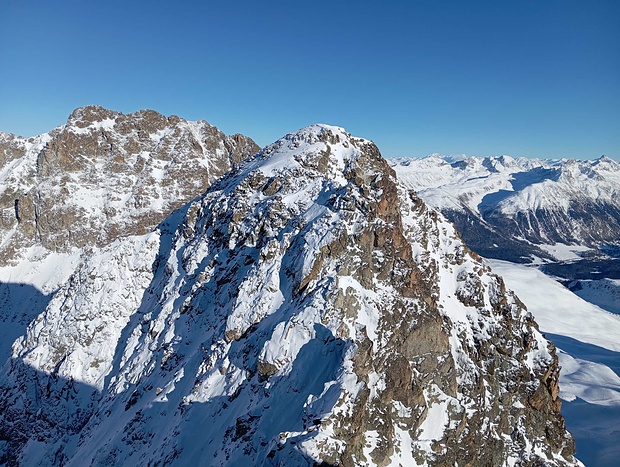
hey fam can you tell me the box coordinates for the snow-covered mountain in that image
[392,154,620,466]
[0,124,579,465]
[392,155,620,263]
[0,105,258,264]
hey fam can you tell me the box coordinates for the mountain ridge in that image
[392,154,620,262]
[1,122,579,465]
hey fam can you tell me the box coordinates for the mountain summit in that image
[0,105,259,264]
[0,123,578,465]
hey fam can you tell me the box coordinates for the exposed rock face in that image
[0,125,578,465]
[0,105,259,264]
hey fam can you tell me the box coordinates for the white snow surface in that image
[13,233,160,390]
[558,350,620,406]
[392,154,620,215]
[487,260,620,353]
[536,244,590,262]
[0,247,82,367]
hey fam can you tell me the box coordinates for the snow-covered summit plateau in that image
[1,122,579,465]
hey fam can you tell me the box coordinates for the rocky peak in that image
[67,105,120,128]
[0,106,259,264]
[0,124,578,465]
[255,124,364,176]
[590,154,619,173]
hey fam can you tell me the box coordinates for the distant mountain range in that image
[0,108,579,465]
[392,154,620,263]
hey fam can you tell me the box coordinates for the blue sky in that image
[1,0,618,160]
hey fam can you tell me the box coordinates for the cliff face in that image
[0,124,578,466]
[0,105,259,264]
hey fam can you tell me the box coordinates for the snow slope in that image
[0,247,81,368]
[566,279,620,315]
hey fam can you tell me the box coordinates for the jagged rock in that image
[0,125,579,466]
[0,105,259,264]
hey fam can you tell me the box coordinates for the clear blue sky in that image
[1,0,618,160]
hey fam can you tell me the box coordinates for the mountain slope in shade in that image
[0,105,259,264]
[392,155,620,263]
[0,106,260,430]
[0,126,579,465]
